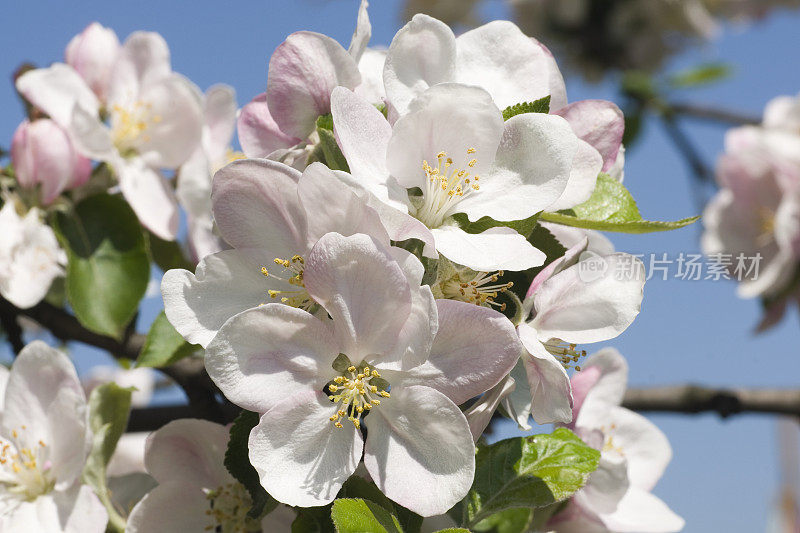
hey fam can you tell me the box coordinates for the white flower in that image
[205,232,521,516]
[0,341,107,532]
[0,202,64,309]
[549,349,684,533]
[82,366,156,408]
[161,159,393,348]
[16,31,204,240]
[126,419,296,532]
[331,83,580,271]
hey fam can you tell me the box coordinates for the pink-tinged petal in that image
[347,0,372,62]
[431,226,545,272]
[387,83,503,189]
[763,93,800,132]
[69,105,115,161]
[455,20,556,110]
[524,236,588,304]
[554,100,625,172]
[161,249,286,348]
[518,323,573,424]
[600,487,684,533]
[546,500,607,533]
[3,484,108,533]
[126,481,217,533]
[530,253,645,344]
[384,14,457,116]
[202,84,238,163]
[572,348,629,418]
[458,113,575,223]
[206,304,338,413]
[378,285,437,370]
[117,159,179,240]
[389,299,520,404]
[267,31,361,139]
[15,63,99,127]
[504,360,533,430]
[464,375,516,441]
[303,233,412,363]
[65,22,120,101]
[108,31,170,101]
[547,138,603,212]
[331,87,392,186]
[364,385,474,517]
[540,221,616,256]
[249,391,362,508]
[211,158,307,257]
[144,419,231,488]
[298,162,390,245]
[237,93,300,158]
[3,341,89,488]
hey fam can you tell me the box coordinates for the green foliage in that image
[137,311,199,368]
[452,212,540,239]
[502,96,551,120]
[462,428,601,528]
[316,114,350,172]
[83,383,133,533]
[330,499,403,533]
[147,230,194,272]
[473,508,532,533]
[224,410,277,519]
[54,194,149,338]
[339,477,423,533]
[540,173,700,233]
[669,62,732,89]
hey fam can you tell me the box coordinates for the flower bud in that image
[11,119,92,205]
[65,22,120,101]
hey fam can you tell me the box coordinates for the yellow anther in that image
[328,385,338,392]
[261,267,269,276]
[467,147,476,154]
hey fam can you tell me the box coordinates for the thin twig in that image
[669,102,761,126]
[623,385,800,418]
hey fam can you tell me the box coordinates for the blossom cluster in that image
[0,2,689,532]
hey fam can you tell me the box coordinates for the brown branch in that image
[668,102,761,126]
[623,385,800,418]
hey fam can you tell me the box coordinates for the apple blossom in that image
[126,419,296,532]
[548,348,684,533]
[65,22,120,102]
[0,341,107,532]
[11,119,91,206]
[16,31,204,240]
[162,158,393,348]
[330,82,581,271]
[0,201,64,309]
[204,232,521,515]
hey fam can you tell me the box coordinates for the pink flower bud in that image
[11,119,92,205]
[65,22,120,101]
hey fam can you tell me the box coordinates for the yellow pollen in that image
[328,364,390,429]
[437,268,512,311]
[544,340,587,370]
[260,255,313,310]
[415,148,483,228]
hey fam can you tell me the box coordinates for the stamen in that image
[259,255,313,310]
[543,340,587,370]
[415,148,483,228]
[327,364,390,429]
[437,268,513,311]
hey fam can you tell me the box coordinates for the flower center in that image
[413,148,481,228]
[436,268,513,311]
[327,365,390,430]
[111,101,162,153]
[0,427,54,502]
[204,482,261,532]
[544,340,587,371]
[757,207,776,247]
[260,255,314,311]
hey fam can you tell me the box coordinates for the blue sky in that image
[1,1,799,531]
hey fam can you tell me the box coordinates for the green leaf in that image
[293,506,336,533]
[54,194,150,338]
[473,508,531,533]
[137,311,199,368]
[452,212,540,239]
[224,410,277,519]
[669,62,731,89]
[502,96,551,121]
[147,230,194,272]
[316,114,350,172]
[83,383,133,533]
[434,530,471,533]
[331,498,403,533]
[463,428,601,528]
[539,211,700,233]
[340,477,423,533]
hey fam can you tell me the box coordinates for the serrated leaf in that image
[502,96,551,121]
[331,498,403,533]
[463,428,601,527]
[539,212,700,233]
[317,114,350,172]
[669,62,731,89]
[224,410,277,519]
[83,383,133,533]
[340,477,423,533]
[54,194,149,338]
[137,311,199,368]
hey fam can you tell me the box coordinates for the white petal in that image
[503,360,533,430]
[517,323,573,424]
[108,31,170,102]
[347,0,372,62]
[202,84,238,163]
[600,488,685,533]
[6,485,108,533]
[386,83,503,189]
[69,105,115,161]
[547,138,603,212]
[363,385,474,517]
[303,232,412,363]
[575,454,629,515]
[384,14,456,116]
[553,99,625,172]
[249,391,362,507]
[432,226,545,271]
[126,481,215,533]
[464,375,516,441]
[206,304,338,413]
[531,254,645,344]
[572,347,629,416]
[15,64,99,127]
[117,159,179,240]
[237,93,301,158]
[458,113,575,222]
